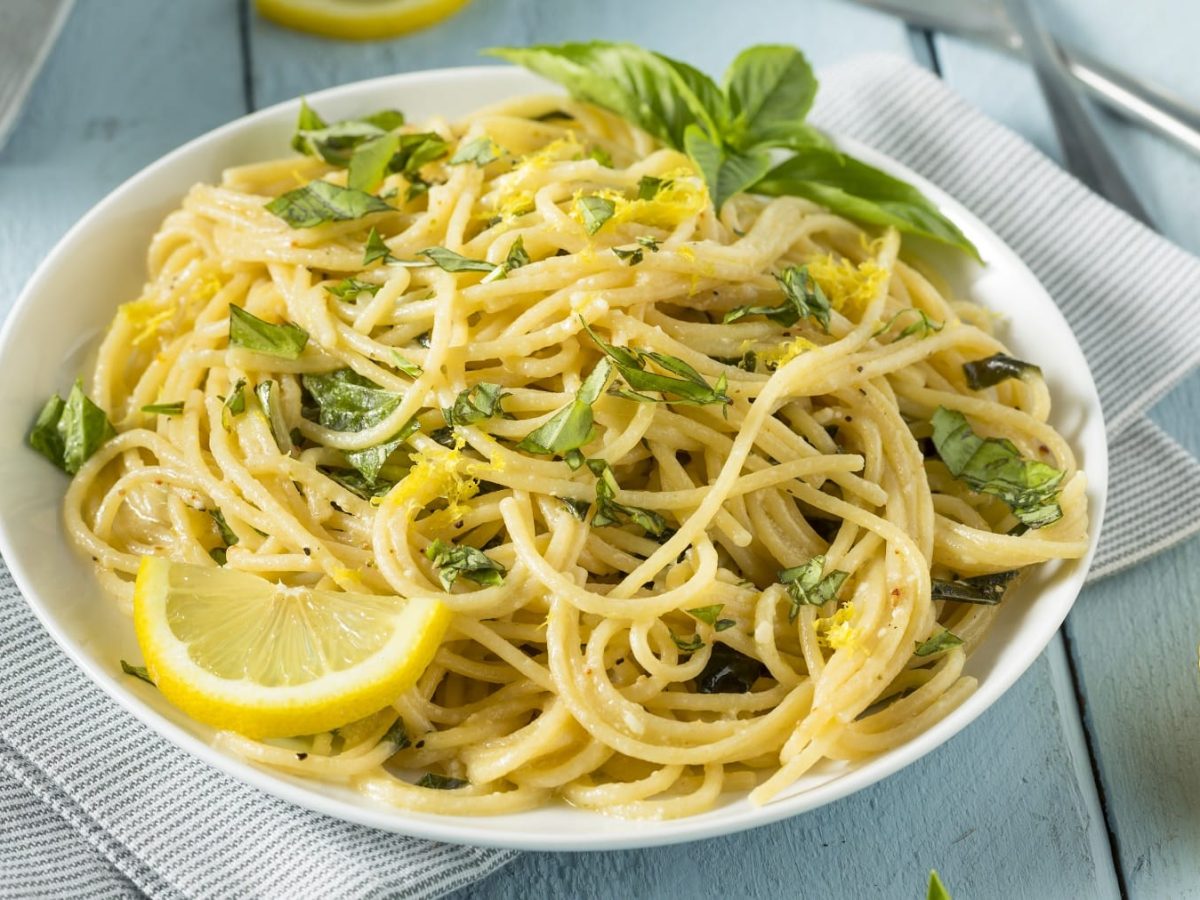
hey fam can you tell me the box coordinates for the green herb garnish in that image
[931,570,1019,605]
[416,773,468,790]
[141,401,184,417]
[687,604,724,625]
[914,628,964,657]
[695,643,764,694]
[265,180,394,228]
[363,227,397,266]
[425,538,507,590]
[28,380,116,475]
[120,660,156,686]
[723,264,830,330]
[417,246,497,274]
[577,195,615,234]
[228,306,309,359]
[778,555,849,622]
[254,380,292,453]
[873,308,942,340]
[326,277,382,300]
[221,379,247,431]
[670,630,704,652]
[588,459,672,537]
[516,358,611,456]
[450,136,503,166]
[962,353,1042,390]
[444,382,509,428]
[583,320,730,407]
[557,496,592,519]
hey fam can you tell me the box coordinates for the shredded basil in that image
[265,180,394,228]
[778,556,849,622]
[418,246,497,274]
[120,660,156,686]
[221,379,247,431]
[450,135,503,166]
[930,407,1064,528]
[963,353,1042,390]
[327,277,382,300]
[141,401,184,417]
[723,264,830,330]
[588,459,672,537]
[381,718,410,749]
[931,570,1019,605]
[695,643,764,694]
[637,175,670,200]
[557,496,592,519]
[516,358,611,456]
[670,630,704,652]
[254,380,292,453]
[687,604,724,625]
[228,306,309,359]
[363,227,397,266]
[416,773,468,790]
[914,628,964,657]
[28,380,116,475]
[874,308,943,341]
[389,351,423,378]
[443,382,509,428]
[612,236,659,266]
[577,195,615,234]
[425,539,506,590]
[583,320,730,407]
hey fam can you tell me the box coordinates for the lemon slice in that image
[133,557,449,738]
[255,0,472,40]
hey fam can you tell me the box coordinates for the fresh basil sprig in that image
[930,407,1064,528]
[583,321,730,407]
[228,306,310,359]
[425,538,506,590]
[28,380,116,475]
[778,555,849,622]
[962,353,1042,390]
[516,358,612,456]
[488,41,976,256]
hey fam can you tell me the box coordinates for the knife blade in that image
[0,0,74,152]
[847,0,1200,157]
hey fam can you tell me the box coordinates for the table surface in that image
[3,1,1199,897]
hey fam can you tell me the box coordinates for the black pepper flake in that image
[296,752,308,761]
[302,547,311,556]
[415,740,426,749]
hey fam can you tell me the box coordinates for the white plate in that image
[0,66,1107,850]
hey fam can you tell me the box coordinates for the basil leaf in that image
[343,421,417,485]
[874,308,942,341]
[348,132,400,192]
[291,100,405,165]
[931,570,1019,605]
[228,305,309,359]
[778,556,849,622]
[584,322,730,407]
[564,449,585,470]
[326,277,382,300]
[28,380,116,475]
[418,246,497,274]
[927,871,952,900]
[390,351,423,378]
[516,359,611,456]
[963,353,1042,390]
[291,99,327,154]
[715,619,736,631]
[590,459,671,537]
[254,381,292,453]
[612,236,659,266]
[637,175,668,200]
[695,643,764,694]
[755,148,979,259]
[723,264,830,330]
[120,660,156,686]
[482,236,532,284]
[141,401,184,416]
[557,496,592,519]
[319,465,395,500]
[577,195,615,235]
[914,628,963,657]
[363,227,396,266]
[416,773,468,790]
[487,42,724,150]
[587,145,613,167]
[670,630,704,652]
[687,604,724,625]
[930,407,1064,528]
[444,382,509,427]
[450,136,502,166]
[302,369,402,432]
[683,125,771,211]
[723,45,818,150]
[425,538,506,590]
[221,379,247,431]
[265,180,394,229]
[207,508,239,548]
[381,718,410,749]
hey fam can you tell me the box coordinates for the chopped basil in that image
[381,718,410,749]
[577,195,615,234]
[723,263,830,330]
[914,628,964,657]
[265,180,394,228]
[363,227,397,266]
[425,539,507,590]
[612,236,660,266]
[516,358,611,456]
[695,643,764,694]
[449,135,502,166]
[481,236,532,284]
[418,246,497,274]
[302,369,413,483]
[587,145,613,167]
[637,175,669,200]
[141,401,184,417]
[254,380,292,453]
[319,465,395,500]
[670,630,704,652]
[348,131,450,193]
[931,570,1019,605]
[389,351,423,378]
[584,321,730,407]
[228,306,309,359]
[416,773,468,790]
[120,660,155,686]
[290,99,405,165]
[715,619,736,631]
[444,382,509,428]
[930,407,1064,528]
[927,870,952,900]
[28,380,115,475]
[326,277,382,300]
[963,353,1042,390]
[874,308,943,340]
[778,556,849,622]
[207,508,239,549]
[589,458,672,537]
[687,604,724,625]
[564,448,585,470]
[557,496,592,519]
[221,379,247,431]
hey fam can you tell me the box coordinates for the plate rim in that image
[0,64,1108,851]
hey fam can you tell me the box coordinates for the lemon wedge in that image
[255,0,471,40]
[133,557,449,738]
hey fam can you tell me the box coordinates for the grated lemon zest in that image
[760,336,818,369]
[807,255,888,319]
[816,602,860,651]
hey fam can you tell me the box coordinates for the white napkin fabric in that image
[5,54,1200,899]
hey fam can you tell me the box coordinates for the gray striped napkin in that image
[4,54,1200,899]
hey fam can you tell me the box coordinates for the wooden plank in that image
[0,0,245,315]
[449,645,1117,900]
[937,8,1200,896]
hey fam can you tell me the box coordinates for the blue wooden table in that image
[3,1,1199,897]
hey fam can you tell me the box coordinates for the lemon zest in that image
[807,254,888,319]
[816,602,859,651]
[759,336,818,369]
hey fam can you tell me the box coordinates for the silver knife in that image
[0,0,74,152]
[1000,0,1153,226]
[848,0,1200,157]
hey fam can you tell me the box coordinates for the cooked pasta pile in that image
[63,92,1088,818]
